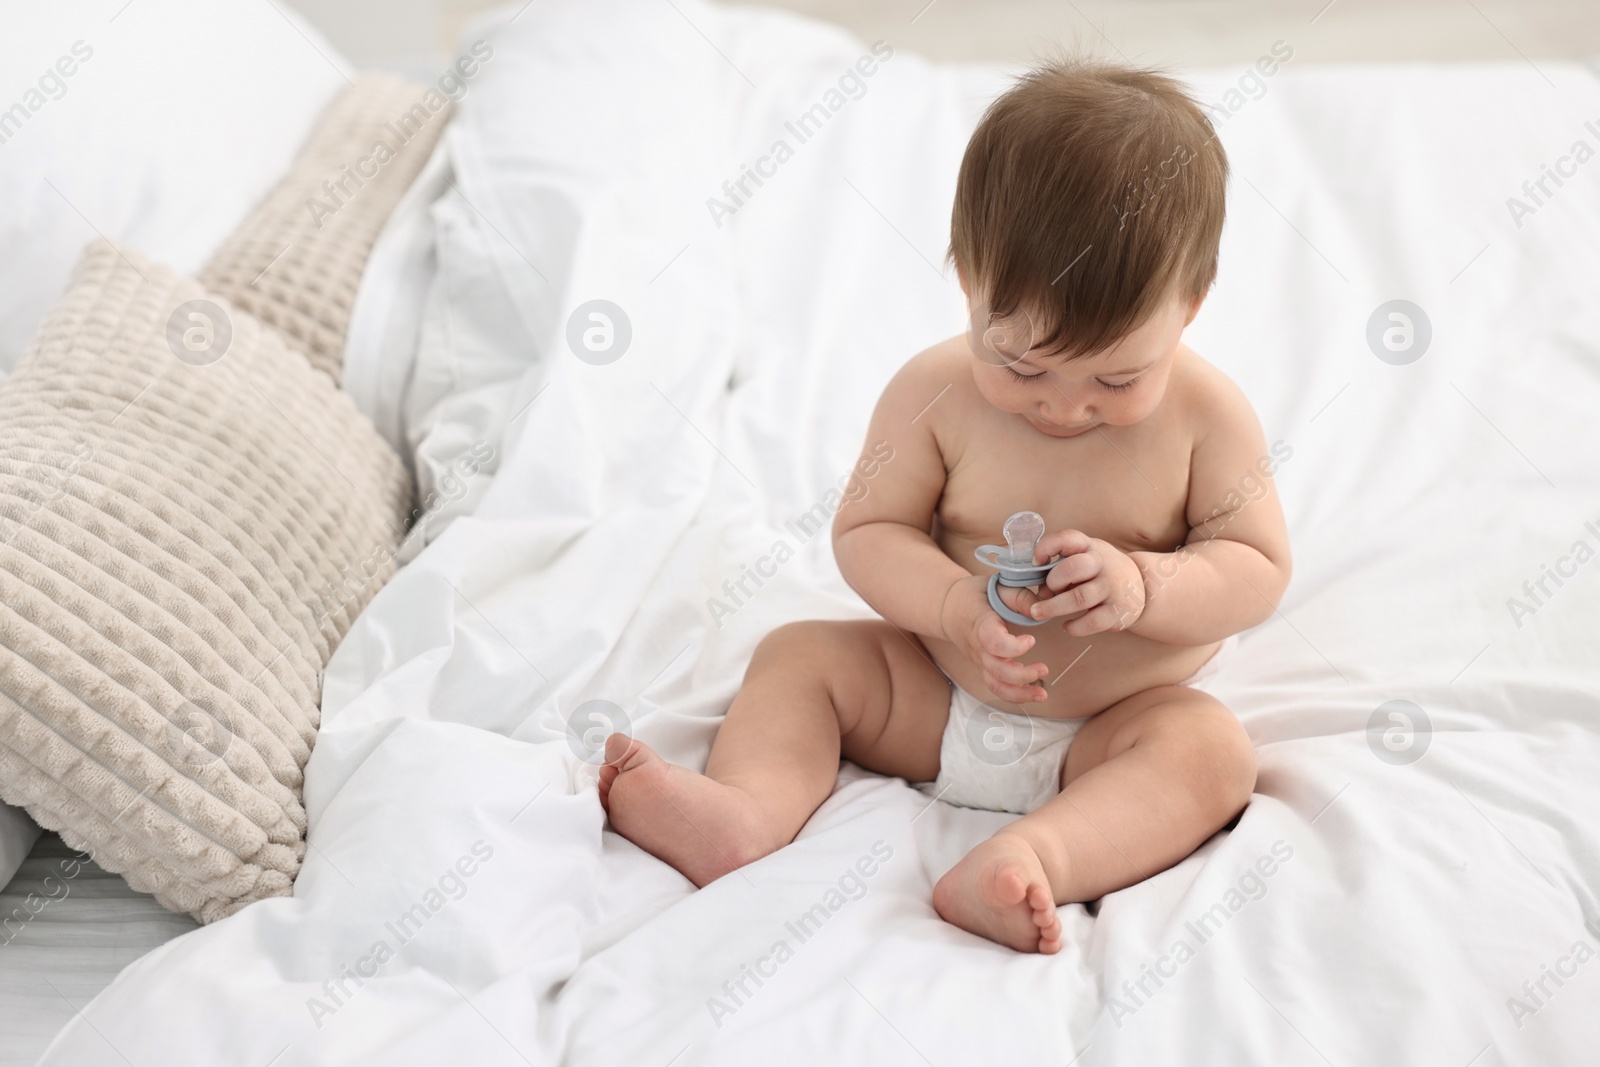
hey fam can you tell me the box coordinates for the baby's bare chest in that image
[937,419,1192,561]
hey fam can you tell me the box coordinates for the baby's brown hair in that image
[949,58,1228,359]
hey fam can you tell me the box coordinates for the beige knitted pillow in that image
[200,74,452,384]
[0,240,412,922]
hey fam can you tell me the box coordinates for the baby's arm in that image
[1132,373,1291,643]
[1033,369,1291,645]
[833,355,1051,703]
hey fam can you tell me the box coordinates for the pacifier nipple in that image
[1002,511,1045,565]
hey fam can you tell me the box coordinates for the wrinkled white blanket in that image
[42,2,1600,1064]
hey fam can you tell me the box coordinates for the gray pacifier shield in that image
[566,698,632,765]
[964,706,1034,767]
[982,570,1049,627]
[976,509,1053,625]
[974,544,1052,585]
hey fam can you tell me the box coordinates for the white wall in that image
[285,0,1600,71]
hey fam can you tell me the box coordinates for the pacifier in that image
[974,511,1055,627]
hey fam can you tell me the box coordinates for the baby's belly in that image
[923,626,1222,719]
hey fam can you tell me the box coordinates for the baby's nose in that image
[1044,397,1090,423]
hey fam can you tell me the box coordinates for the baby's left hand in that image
[1025,530,1147,635]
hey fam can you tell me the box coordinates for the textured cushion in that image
[0,240,412,922]
[199,75,452,384]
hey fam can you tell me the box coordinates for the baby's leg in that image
[934,686,1255,945]
[601,619,947,887]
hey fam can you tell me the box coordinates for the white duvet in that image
[41,2,1600,1064]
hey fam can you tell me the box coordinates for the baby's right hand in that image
[940,574,1050,703]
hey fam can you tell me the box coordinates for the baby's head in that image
[949,59,1228,437]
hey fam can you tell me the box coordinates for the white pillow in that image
[0,0,352,378]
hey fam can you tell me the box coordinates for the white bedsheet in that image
[40,2,1600,1064]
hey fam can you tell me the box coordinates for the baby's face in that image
[966,291,1196,438]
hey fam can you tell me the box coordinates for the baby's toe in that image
[1027,885,1062,949]
[1026,883,1054,915]
[603,732,640,767]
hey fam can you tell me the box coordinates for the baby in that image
[601,59,1291,953]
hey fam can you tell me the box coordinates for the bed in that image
[10,0,1600,1064]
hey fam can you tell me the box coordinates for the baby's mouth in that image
[1028,414,1098,437]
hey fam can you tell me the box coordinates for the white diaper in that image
[923,636,1238,815]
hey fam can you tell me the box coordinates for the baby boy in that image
[601,59,1291,953]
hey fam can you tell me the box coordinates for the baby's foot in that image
[598,735,772,887]
[932,832,1063,954]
